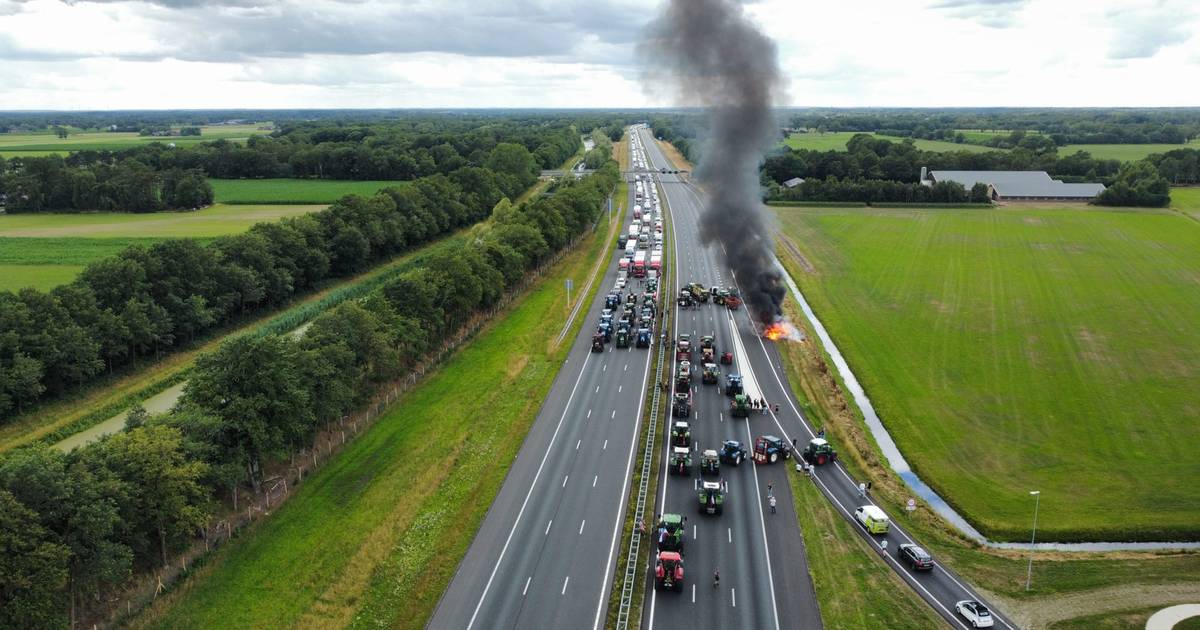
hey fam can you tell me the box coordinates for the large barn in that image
[922,168,1105,202]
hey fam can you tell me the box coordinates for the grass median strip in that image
[134,209,620,629]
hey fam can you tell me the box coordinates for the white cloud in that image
[0,0,1196,108]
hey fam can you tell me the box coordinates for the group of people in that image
[749,397,777,414]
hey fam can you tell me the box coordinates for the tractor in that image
[677,334,691,355]
[713,289,728,306]
[688,283,709,303]
[801,438,839,466]
[670,421,691,448]
[726,295,742,310]
[654,551,684,592]
[615,327,630,348]
[655,513,686,551]
[724,374,744,397]
[636,328,652,348]
[597,322,612,342]
[719,440,747,466]
[591,333,604,353]
[700,335,715,350]
[752,435,792,464]
[699,449,720,476]
[697,480,726,515]
[674,368,690,393]
[702,363,720,385]
[672,392,691,418]
[720,351,734,365]
[669,446,692,475]
[678,289,693,308]
[730,393,752,418]
[701,347,715,363]
[605,293,621,309]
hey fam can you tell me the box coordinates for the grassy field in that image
[775,205,1200,541]
[783,132,1000,153]
[1173,187,1200,220]
[0,203,322,238]
[0,236,174,291]
[133,211,619,629]
[0,264,83,292]
[210,179,401,204]
[0,125,268,157]
[1059,138,1200,162]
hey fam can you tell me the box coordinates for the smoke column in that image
[641,0,786,325]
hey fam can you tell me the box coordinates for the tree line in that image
[0,142,543,421]
[0,160,620,628]
[0,158,213,213]
[769,177,989,205]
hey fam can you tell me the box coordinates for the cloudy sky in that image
[1,0,1197,110]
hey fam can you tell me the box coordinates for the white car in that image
[955,600,994,628]
[615,277,627,290]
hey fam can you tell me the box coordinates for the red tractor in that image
[654,551,684,592]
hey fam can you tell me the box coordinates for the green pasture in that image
[776,205,1200,541]
[1172,187,1200,220]
[0,264,83,293]
[136,214,617,629]
[0,236,171,291]
[1059,138,1200,162]
[0,203,322,239]
[783,132,1000,153]
[210,179,401,204]
[0,124,268,156]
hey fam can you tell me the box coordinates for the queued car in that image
[955,600,994,628]
[898,543,934,571]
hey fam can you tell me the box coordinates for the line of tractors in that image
[652,281,841,593]
[593,277,659,353]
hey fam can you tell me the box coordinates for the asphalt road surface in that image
[639,127,823,630]
[638,128,1019,630]
[428,134,656,630]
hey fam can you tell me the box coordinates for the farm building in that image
[783,177,805,188]
[921,167,1105,201]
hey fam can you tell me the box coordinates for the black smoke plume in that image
[641,0,786,326]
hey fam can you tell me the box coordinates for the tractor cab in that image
[654,551,684,592]
[615,327,630,348]
[672,392,691,418]
[713,288,728,305]
[677,334,691,355]
[719,440,747,466]
[724,374,744,397]
[700,449,720,476]
[701,347,715,363]
[700,335,715,350]
[702,363,720,385]
[597,322,612,342]
[605,293,621,309]
[636,328,652,348]
[697,480,725,515]
[802,438,839,466]
[656,513,686,551]
[669,446,692,475]
[670,421,691,448]
[753,435,792,464]
[730,394,752,418]
[726,288,742,310]
[591,333,605,353]
[678,289,693,308]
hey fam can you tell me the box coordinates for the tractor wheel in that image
[770,452,778,463]
[817,454,827,465]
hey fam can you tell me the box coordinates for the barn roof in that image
[930,170,1105,198]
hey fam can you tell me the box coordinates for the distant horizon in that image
[4,105,1200,114]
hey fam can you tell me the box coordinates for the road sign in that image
[906,499,916,513]
[565,278,573,307]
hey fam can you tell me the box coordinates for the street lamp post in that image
[1025,490,1041,591]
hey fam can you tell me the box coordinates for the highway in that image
[638,127,1020,630]
[639,126,823,630]
[428,132,657,630]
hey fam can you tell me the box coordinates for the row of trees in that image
[0,158,213,213]
[0,142,542,420]
[1095,161,1171,207]
[0,161,621,628]
[769,177,988,204]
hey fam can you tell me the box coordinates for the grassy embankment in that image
[0,125,268,158]
[210,178,401,204]
[773,206,1200,627]
[133,198,624,629]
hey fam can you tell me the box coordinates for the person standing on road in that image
[768,494,777,514]
[858,482,867,498]
[767,482,773,496]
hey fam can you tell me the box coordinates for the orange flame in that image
[763,321,788,341]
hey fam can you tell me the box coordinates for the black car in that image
[898,544,934,571]
[718,440,747,466]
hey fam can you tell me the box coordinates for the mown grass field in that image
[0,203,322,239]
[1173,187,1200,220]
[775,205,1200,541]
[1059,138,1200,162]
[134,212,618,629]
[783,132,1000,153]
[210,178,401,204]
[0,237,175,291]
[0,124,268,158]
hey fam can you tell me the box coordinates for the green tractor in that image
[669,446,692,476]
[688,283,709,303]
[802,438,839,466]
[670,421,691,448]
[615,326,630,348]
[699,449,720,476]
[730,393,752,418]
[655,513,686,551]
[702,362,720,385]
[697,480,726,515]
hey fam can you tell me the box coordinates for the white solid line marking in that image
[562,576,570,595]
[593,475,598,487]
[546,520,553,535]
[693,524,697,539]
[728,528,732,543]
[692,583,696,603]
[563,475,569,487]
[523,576,532,596]
[732,588,737,607]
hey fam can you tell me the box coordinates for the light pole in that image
[1025,490,1040,591]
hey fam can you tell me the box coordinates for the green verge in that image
[774,237,1200,628]
[773,205,1200,541]
[1046,605,1200,630]
[209,179,404,204]
[136,205,622,629]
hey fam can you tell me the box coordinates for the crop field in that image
[0,203,322,239]
[775,205,1200,541]
[0,236,174,291]
[783,131,1000,153]
[133,213,618,629]
[1058,138,1200,161]
[210,178,401,204]
[1172,187,1200,220]
[0,124,268,157]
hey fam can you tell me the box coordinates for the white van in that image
[625,239,637,255]
[854,505,890,535]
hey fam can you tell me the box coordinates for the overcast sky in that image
[1,0,1198,110]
